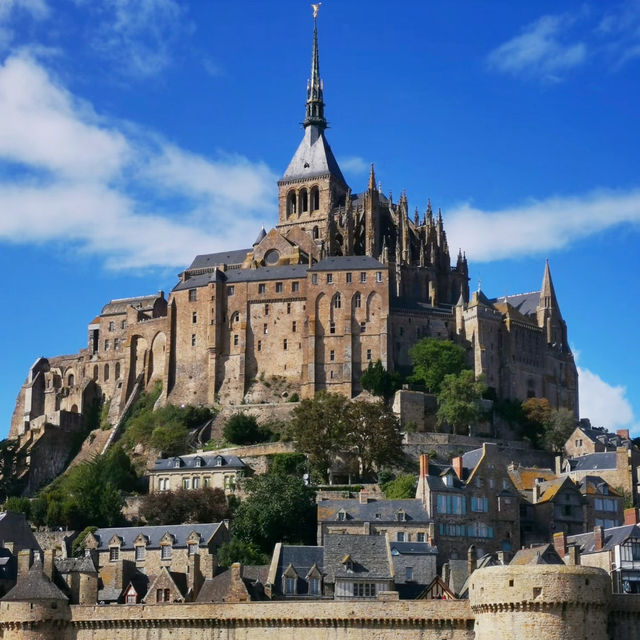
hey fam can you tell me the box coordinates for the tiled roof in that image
[508,467,557,492]
[172,264,309,291]
[510,544,563,566]
[317,498,430,524]
[281,127,346,185]
[101,294,161,316]
[55,556,97,574]
[567,452,618,472]
[187,249,250,270]
[389,541,437,556]
[91,523,222,551]
[323,534,392,582]
[309,255,385,272]
[0,512,41,552]
[492,291,539,317]
[152,453,246,472]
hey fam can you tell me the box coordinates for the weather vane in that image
[312,3,321,19]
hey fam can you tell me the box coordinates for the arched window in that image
[310,187,320,211]
[287,191,297,216]
[115,362,121,379]
[312,226,319,240]
[104,363,110,381]
[333,293,341,309]
[299,188,308,213]
[93,365,99,381]
[354,293,361,308]
[67,374,75,387]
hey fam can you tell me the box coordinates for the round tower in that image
[469,564,610,640]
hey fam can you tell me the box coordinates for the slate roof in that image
[152,453,246,472]
[281,127,346,184]
[317,498,430,524]
[0,511,41,552]
[389,541,437,556]
[492,291,540,317]
[461,448,483,477]
[579,475,619,496]
[1,561,68,602]
[323,534,392,582]
[309,255,385,272]
[101,294,161,316]
[510,544,563,566]
[55,556,97,574]
[567,452,618,472]
[90,523,222,551]
[197,565,269,602]
[187,249,251,270]
[567,524,640,554]
[423,467,466,492]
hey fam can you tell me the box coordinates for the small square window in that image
[104,339,110,351]
[330,350,335,362]
[276,282,283,293]
[312,274,318,285]
[292,281,299,292]
[360,322,366,332]
[366,349,372,361]
[292,321,297,332]
[330,322,335,334]
[234,334,239,346]
[287,302,291,314]
[189,289,197,302]
[192,311,197,323]
[265,304,269,315]
[283,339,288,350]
[376,271,383,283]
[346,272,352,284]
[109,547,119,562]
[227,286,235,296]
[360,272,367,283]
[263,324,268,335]
[258,283,266,294]
[258,340,262,352]
[327,273,333,284]
[191,334,196,347]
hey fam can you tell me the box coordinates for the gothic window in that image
[287,190,297,216]
[354,293,361,308]
[93,365,99,381]
[104,364,109,381]
[115,362,121,379]
[67,374,75,387]
[312,226,319,240]
[311,187,320,211]
[333,293,341,309]
[299,188,308,212]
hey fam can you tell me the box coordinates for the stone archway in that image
[149,332,167,383]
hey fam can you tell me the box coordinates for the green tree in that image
[217,539,269,568]
[0,439,25,502]
[381,474,417,499]
[343,400,403,479]
[223,414,270,445]
[149,421,189,456]
[436,370,486,434]
[360,360,402,399]
[232,474,316,554]
[409,338,468,393]
[4,496,31,518]
[139,487,231,525]
[542,407,576,453]
[287,392,348,482]
[72,526,98,557]
[269,453,307,477]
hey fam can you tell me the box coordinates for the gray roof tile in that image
[91,523,222,551]
[317,498,430,524]
[309,256,385,271]
[153,453,246,472]
[2,561,68,602]
[323,534,392,582]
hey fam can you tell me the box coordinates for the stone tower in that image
[276,9,349,252]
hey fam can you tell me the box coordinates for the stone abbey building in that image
[10,13,577,440]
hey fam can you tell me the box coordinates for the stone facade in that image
[9,11,578,458]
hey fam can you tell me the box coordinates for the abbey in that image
[10,13,577,441]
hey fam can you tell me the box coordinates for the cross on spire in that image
[304,5,327,130]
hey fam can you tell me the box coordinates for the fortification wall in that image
[469,564,611,640]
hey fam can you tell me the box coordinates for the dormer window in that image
[215,456,223,467]
[161,544,172,560]
[109,546,119,562]
[194,457,203,468]
[396,510,406,522]
[342,554,354,573]
[337,510,347,521]
[173,458,181,469]
[444,474,453,487]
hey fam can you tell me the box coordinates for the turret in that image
[536,260,567,350]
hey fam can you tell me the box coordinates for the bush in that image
[381,474,418,499]
[361,360,401,399]
[4,496,31,518]
[288,393,300,403]
[140,487,231,525]
[223,414,271,445]
[72,526,97,557]
[217,539,269,568]
[269,453,307,477]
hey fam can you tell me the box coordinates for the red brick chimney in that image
[624,508,638,525]
[452,456,463,480]
[593,526,604,552]
[617,429,630,441]
[553,531,567,558]
[419,454,429,478]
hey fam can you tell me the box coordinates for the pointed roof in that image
[304,8,326,130]
[281,124,346,184]
[368,163,376,191]
[253,226,267,246]
[539,259,559,310]
[2,560,68,602]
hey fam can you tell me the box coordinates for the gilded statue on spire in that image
[312,3,321,18]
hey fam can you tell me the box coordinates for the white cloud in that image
[0,53,277,269]
[82,0,191,78]
[487,14,586,81]
[338,156,368,174]
[578,366,635,432]
[445,188,640,263]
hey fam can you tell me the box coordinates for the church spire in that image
[304,5,327,130]
[539,259,559,310]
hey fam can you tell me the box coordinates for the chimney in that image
[533,478,543,504]
[43,548,55,581]
[359,489,368,505]
[566,543,580,566]
[363,521,371,535]
[617,429,630,441]
[419,454,429,478]
[594,526,604,552]
[17,549,32,576]
[225,562,250,603]
[467,545,477,578]
[452,456,463,480]
[553,531,567,558]
[624,508,638,526]
[555,455,562,476]
[188,552,203,598]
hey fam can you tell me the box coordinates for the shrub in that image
[223,414,271,445]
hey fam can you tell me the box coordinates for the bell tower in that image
[276,5,349,250]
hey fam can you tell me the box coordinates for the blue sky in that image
[1,0,640,437]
